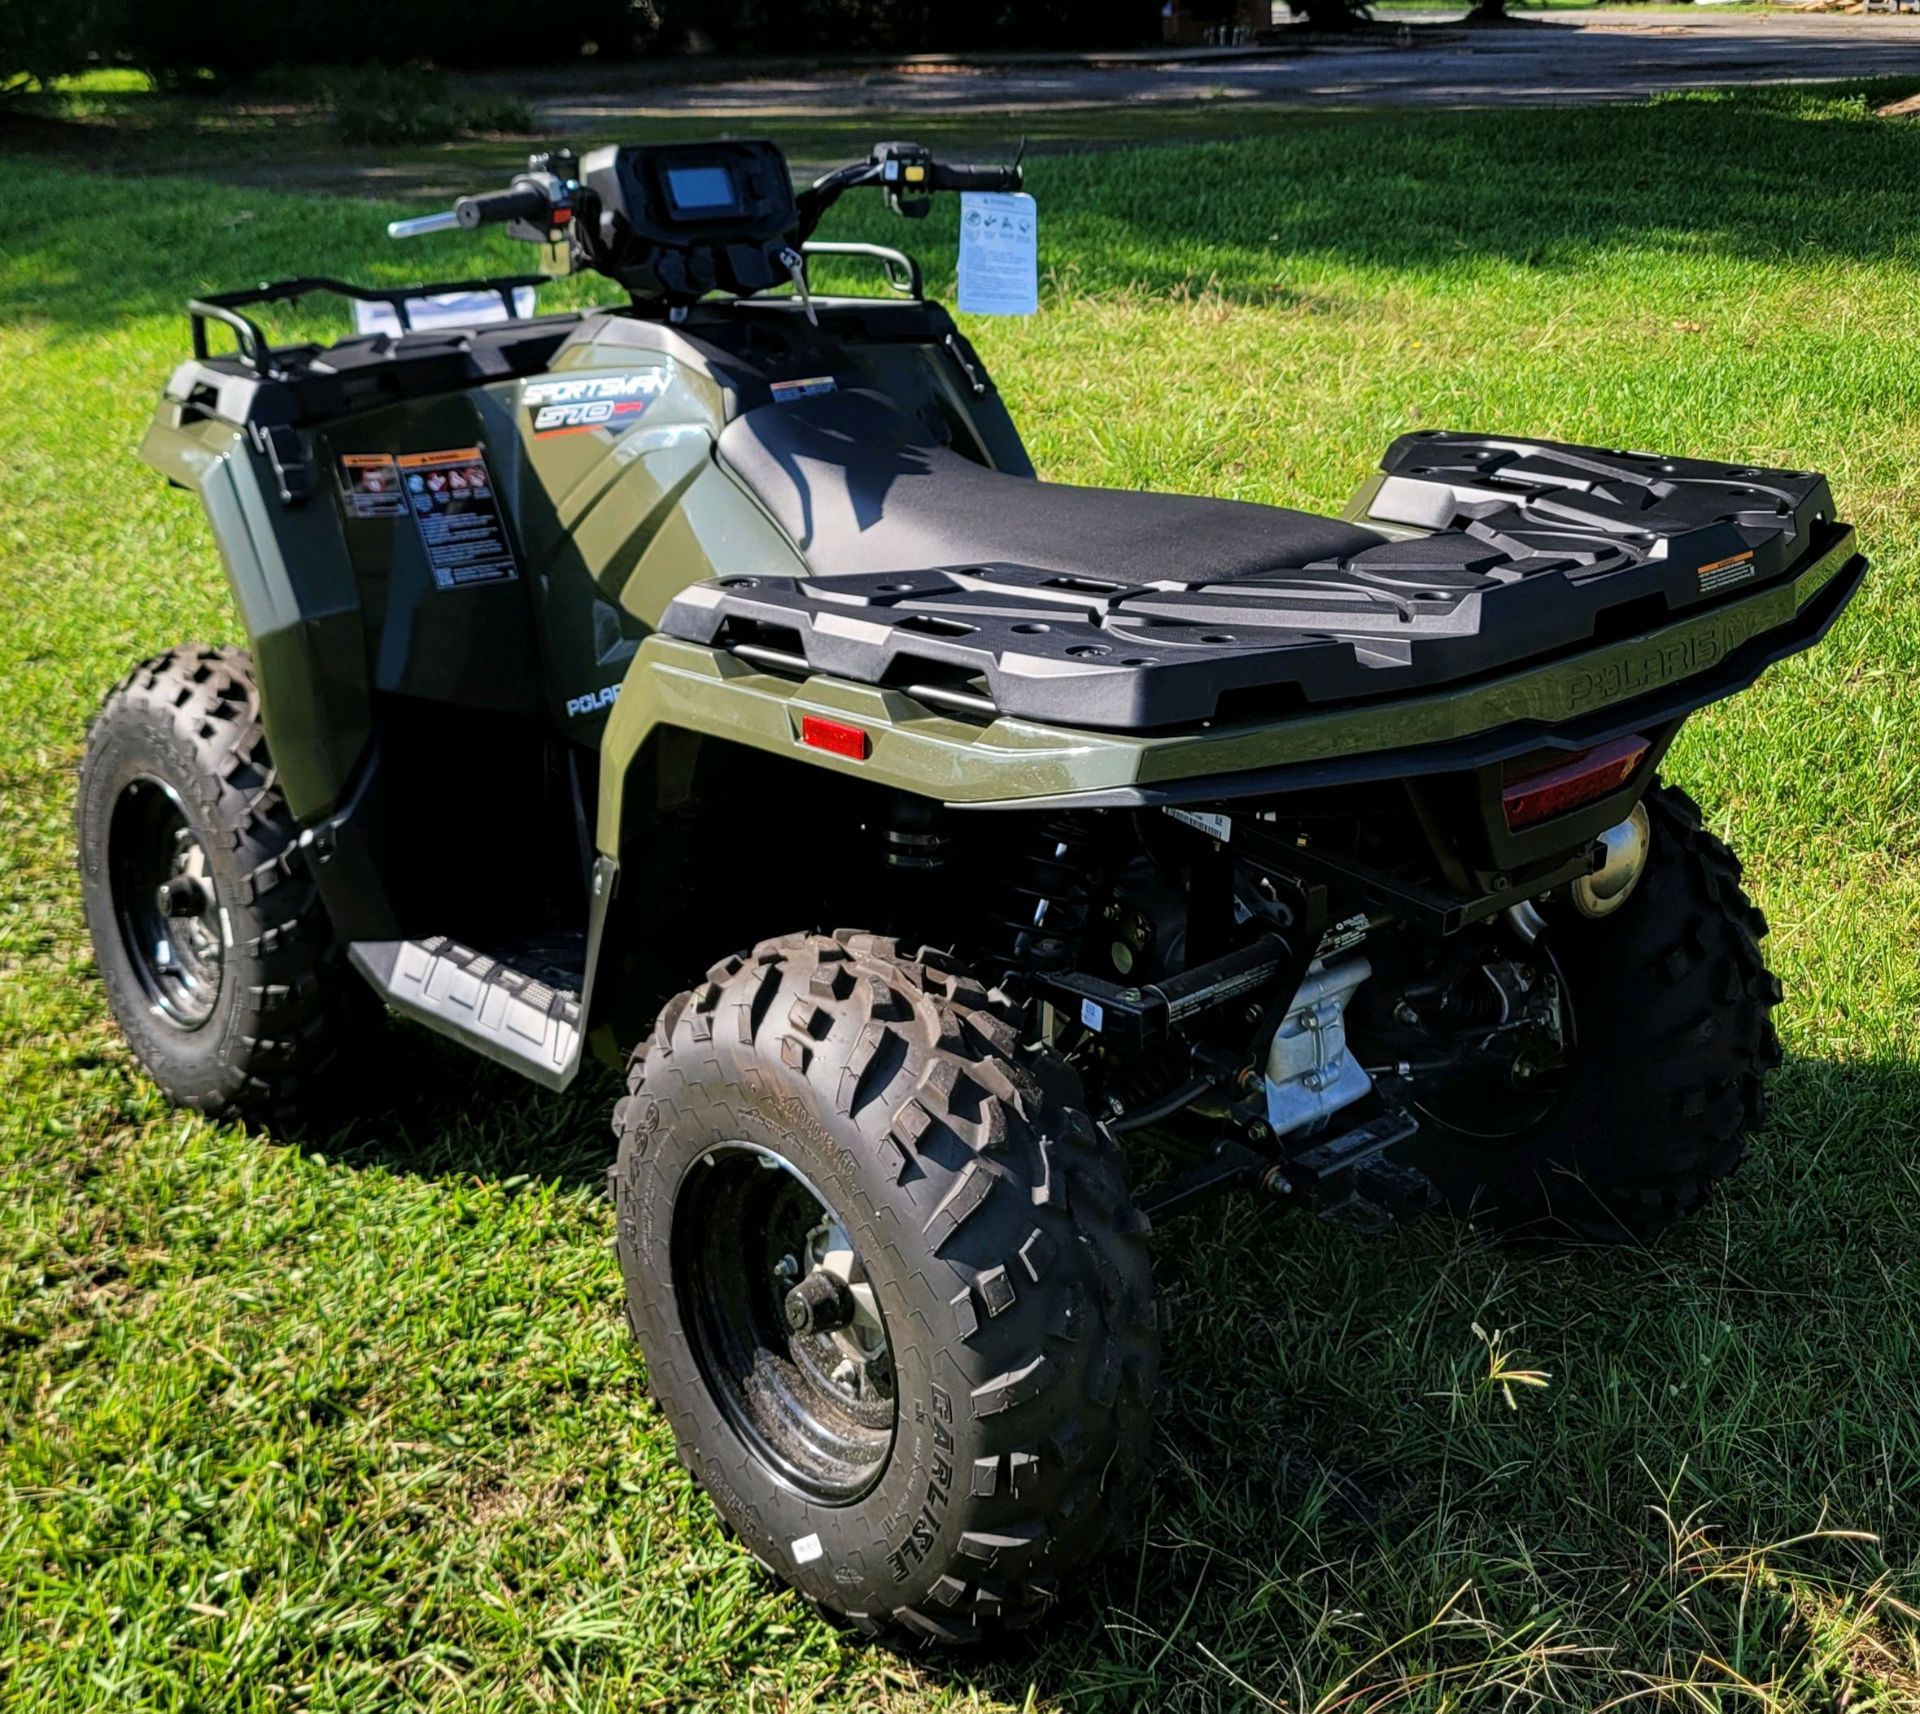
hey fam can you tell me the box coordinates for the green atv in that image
[77,137,1864,1641]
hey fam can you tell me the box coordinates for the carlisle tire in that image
[75,645,368,1121]
[1410,783,1783,1242]
[611,930,1157,1642]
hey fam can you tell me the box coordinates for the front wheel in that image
[1408,784,1784,1242]
[75,646,369,1121]
[611,931,1157,1642]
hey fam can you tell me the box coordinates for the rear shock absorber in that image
[884,795,950,946]
[976,813,1102,972]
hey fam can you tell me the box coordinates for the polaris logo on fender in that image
[566,684,621,719]
[526,370,672,438]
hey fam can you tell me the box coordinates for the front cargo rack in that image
[187,274,548,378]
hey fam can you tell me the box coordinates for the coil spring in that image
[976,813,1102,972]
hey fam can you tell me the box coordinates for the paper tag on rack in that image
[352,286,537,337]
[957,192,1037,317]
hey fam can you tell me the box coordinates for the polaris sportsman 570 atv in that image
[80,136,1865,1641]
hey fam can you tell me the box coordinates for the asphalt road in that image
[535,14,1920,128]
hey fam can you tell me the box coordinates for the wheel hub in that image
[795,1216,890,1402]
[108,778,223,1030]
[672,1145,897,1503]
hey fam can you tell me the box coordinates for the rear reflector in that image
[801,715,871,761]
[1501,734,1649,830]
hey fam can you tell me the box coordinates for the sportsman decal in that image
[525,369,673,438]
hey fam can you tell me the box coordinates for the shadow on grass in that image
[287,1015,622,1193]
[3,81,1920,339]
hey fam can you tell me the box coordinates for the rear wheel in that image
[76,646,368,1121]
[611,930,1157,1641]
[1409,784,1783,1242]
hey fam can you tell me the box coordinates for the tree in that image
[1,0,126,93]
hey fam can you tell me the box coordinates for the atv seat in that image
[717,387,1385,580]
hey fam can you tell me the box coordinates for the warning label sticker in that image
[338,452,407,519]
[771,375,837,405]
[1697,549,1757,595]
[396,447,518,590]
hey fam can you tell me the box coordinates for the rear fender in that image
[593,528,1863,847]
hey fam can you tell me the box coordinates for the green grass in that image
[5,81,1920,1711]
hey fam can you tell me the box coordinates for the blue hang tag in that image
[957,192,1038,317]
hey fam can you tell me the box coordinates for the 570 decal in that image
[525,369,673,438]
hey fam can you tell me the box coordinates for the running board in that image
[350,936,584,1088]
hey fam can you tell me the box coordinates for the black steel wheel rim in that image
[107,776,223,1030]
[672,1143,896,1504]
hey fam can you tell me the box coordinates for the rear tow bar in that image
[1134,1108,1434,1231]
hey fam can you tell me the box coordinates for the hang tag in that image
[957,191,1038,317]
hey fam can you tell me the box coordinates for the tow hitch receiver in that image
[1135,1107,1431,1227]
[1278,1109,1433,1230]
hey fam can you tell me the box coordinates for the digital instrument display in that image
[663,165,739,214]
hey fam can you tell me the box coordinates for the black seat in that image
[716,387,1383,581]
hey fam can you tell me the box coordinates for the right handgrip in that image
[928,162,1024,194]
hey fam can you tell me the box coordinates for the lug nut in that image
[783,1271,854,1336]
[156,875,209,919]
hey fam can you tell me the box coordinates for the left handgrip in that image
[453,185,553,229]
[388,211,460,239]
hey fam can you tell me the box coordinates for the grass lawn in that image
[5,81,1920,1712]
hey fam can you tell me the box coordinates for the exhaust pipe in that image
[1570,802,1651,919]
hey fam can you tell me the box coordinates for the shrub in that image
[323,68,534,145]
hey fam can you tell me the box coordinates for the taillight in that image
[1501,734,1649,830]
[801,715,870,760]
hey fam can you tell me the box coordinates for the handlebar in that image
[385,142,1021,259]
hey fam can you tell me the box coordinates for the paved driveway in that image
[534,14,1920,131]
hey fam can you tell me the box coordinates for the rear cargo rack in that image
[187,274,548,377]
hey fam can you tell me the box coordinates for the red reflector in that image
[1501,735,1649,830]
[801,715,870,760]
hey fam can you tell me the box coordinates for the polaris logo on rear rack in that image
[526,370,672,437]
